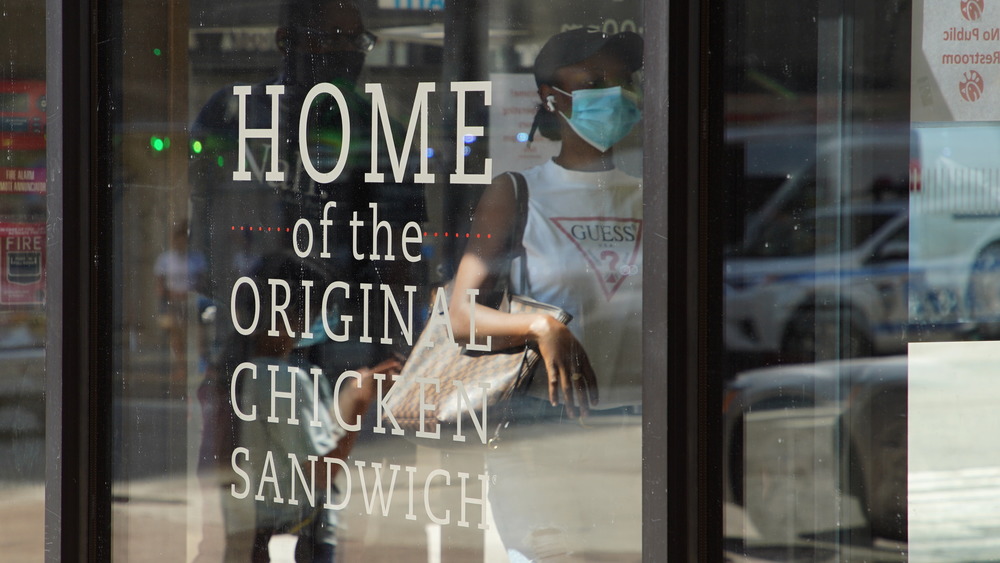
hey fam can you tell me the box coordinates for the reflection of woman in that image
[449,28,644,561]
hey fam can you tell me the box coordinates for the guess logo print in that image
[551,217,642,300]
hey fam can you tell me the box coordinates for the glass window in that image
[0,1,46,560]
[105,0,645,560]
[719,0,1000,559]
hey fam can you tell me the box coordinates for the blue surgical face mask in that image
[553,86,642,152]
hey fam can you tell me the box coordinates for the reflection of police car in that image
[725,203,909,361]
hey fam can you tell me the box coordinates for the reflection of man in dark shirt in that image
[190,0,427,372]
[191,1,426,559]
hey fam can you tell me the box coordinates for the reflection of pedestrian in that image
[241,355,402,563]
[231,254,400,562]
[189,0,426,375]
[191,1,423,559]
[155,222,206,378]
[449,28,644,561]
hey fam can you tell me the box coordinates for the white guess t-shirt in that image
[512,159,643,409]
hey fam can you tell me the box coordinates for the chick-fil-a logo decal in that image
[960,70,985,101]
[551,217,642,300]
[962,0,985,21]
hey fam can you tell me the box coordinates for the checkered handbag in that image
[379,173,571,442]
[381,287,570,440]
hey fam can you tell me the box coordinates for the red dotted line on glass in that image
[424,231,491,239]
[232,226,291,232]
[229,226,492,239]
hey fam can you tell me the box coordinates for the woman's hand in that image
[529,314,599,418]
[318,356,404,488]
[351,356,403,406]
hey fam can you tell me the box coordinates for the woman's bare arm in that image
[448,174,598,416]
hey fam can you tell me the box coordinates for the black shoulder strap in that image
[506,172,530,293]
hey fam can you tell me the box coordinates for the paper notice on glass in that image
[909,341,1000,560]
[912,0,1000,121]
[0,168,45,194]
[0,222,45,305]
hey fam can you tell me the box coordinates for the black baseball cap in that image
[533,28,644,87]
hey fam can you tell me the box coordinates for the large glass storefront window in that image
[107,0,644,560]
[0,1,46,560]
[720,0,913,555]
[720,0,1000,559]
[37,0,1000,556]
